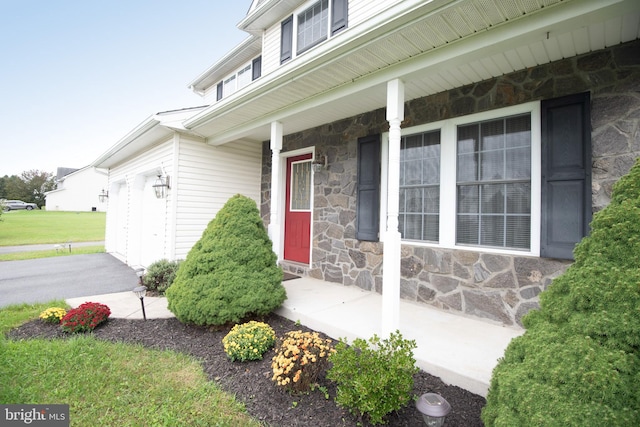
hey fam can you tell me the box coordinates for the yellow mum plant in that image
[222,321,276,362]
[39,307,67,324]
[271,330,335,392]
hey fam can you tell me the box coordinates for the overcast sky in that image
[0,0,249,177]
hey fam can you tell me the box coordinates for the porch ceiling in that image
[186,0,639,146]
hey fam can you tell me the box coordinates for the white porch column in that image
[269,121,283,261]
[382,79,404,337]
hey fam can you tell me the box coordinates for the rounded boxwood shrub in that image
[166,194,286,326]
[142,258,182,294]
[482,159,640,426]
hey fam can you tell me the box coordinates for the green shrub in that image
[60,302,110,333]
[166,194,286,326]
[222,321,276,362]
[482,159,640,426]
[327,331,418,425]
[142,259,182,294]
[271,330,335,393]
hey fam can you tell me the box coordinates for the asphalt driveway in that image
[0,253,140,308]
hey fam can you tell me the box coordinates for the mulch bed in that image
[7,314,486,426]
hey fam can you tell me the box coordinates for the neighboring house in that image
[97,0,639,332]
[45,166,109,212]
[92,107,262,268]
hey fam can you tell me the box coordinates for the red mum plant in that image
[60,302,111,333]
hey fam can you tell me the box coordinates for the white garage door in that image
[139,176,166,267]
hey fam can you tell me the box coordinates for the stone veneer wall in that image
[261,39,640,328]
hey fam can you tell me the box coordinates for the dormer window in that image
[281,0,348,64]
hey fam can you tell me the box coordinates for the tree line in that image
[0,170,57,208]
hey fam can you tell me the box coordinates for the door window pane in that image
[291,161,311,210]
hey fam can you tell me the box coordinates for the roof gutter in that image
[184,0,449,130]
[238,0,282,35]
[91,116,160,168]
[187,36,260,93]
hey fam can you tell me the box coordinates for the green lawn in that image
[0,303,262,427]
[0,212,261,425]
[0,210,105,246]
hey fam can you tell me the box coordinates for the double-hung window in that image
[394,103,541,255]
[236,64,252,91]
[223,75,236,98]
[375,96,589,259]
[281,0,348,64]
[399,130,441,242]
[456,114,531,250]
[297,0,329,54]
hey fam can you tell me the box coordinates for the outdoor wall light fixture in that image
[416,393,451,426]
[98,189,109,203]
[133,285,147,321]
[152,174,170,199]
[312,155,327,173]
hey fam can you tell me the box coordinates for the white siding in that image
[105,139,174,266]
[45,168,108,212]
[174,138,262,259]
[262,23,282,76]
[104,135,262,266]
[201,85,218,105]
[349,0,395,28]
[261,0,403,76]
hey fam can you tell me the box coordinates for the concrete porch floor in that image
[67,275,523,397]
[275,277,523,397]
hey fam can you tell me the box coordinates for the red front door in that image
[284,154,312,264]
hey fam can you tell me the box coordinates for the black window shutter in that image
[280,16,293,64]
[252,56,262,80]
[331,0,348,35]
[541,92,592,260]
[216,81,223,101]
[356,134,381,241]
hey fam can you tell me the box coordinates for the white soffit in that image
[191,0,639,145]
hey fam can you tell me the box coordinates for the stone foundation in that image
[266,39,640,328]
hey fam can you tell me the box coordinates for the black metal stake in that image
[139,297,147,321]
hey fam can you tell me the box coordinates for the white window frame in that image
[236,63,252,91]
[289,159,313,213]
[218,58,259,101]
[381,102,541,257]
[223,75,236,98]
[290,0,336,60]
